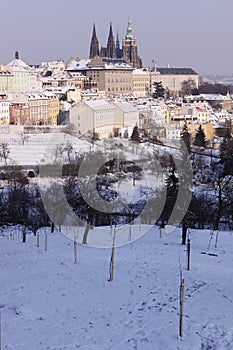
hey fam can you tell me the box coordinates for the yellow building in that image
[189,122,214,141]
[132,69,150,97]
[47,94,60,125]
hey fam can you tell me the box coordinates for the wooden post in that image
[22,225,26,243]
[187,238,191,271]
[74,231,78,264]
[129,224,132,241]
[179,278,185,337]
[108,226,116,282]
[159,226,162,238]
[44,230,48,251]
[182,222,187,245]
[215,230,219,248]
[65,218,68,236]
[36,231,40,247]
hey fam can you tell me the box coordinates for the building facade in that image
[9,102,30,125]
[70,98,139,139]
[7,52,42,93]
[0,69,14,94]
[150,68,198,96]
[67,57,133,95]
[0,94,10,125]
[70,99,116,138]
[132,67,198,97]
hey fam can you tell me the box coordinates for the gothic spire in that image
[89,23,99,59]
[106,22,116,58]
[125,18,135,41]
[116,30,120,50]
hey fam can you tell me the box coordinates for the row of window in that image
[10,111,29,116]
[29,101,49,106]
[107,79,131,83]
[107,87,131,92]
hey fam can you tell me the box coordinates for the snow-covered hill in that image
[1,226,233,349]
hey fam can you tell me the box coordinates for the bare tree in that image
[0,142,10,166]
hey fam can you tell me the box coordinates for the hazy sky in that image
[1,0,233,75]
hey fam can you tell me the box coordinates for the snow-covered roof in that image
[101,59,133,70]
[84,99,115,111]
[7,93,28,104]
[200,94,232,101]
[68,72,86,79]
[43,86,75,94]
[0,70,13,76]
[133,69,149,75]
[7,58,31,72]
[113,101,138,113]
[24,93,49,100]
[66,59,90,71]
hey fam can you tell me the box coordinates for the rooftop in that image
[85,99,116,111]
[157,67,198,75]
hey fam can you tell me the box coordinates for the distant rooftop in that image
[157,68,198,75]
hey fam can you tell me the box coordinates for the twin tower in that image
[89,19,142,69]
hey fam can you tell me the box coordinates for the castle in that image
[89,19,142,69]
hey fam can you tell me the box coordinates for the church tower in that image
[106,23,116,59]
[89,23,100,59]
[122,18,142,68]
[116,31,122,58]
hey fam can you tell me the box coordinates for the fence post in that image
[22,225,26,243]
[159,226,162,239]
[108,226,116,282]
[187,238,191,271]
[44,230,48,251]
[36,231,40,247]
[215,230,219,248]
[179,278,185,337]
[74,232,78,264]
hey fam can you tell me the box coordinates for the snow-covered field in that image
[1,226,233,350]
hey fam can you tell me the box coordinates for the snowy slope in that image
[1,226,233,350]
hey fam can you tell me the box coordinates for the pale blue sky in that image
[1,0,233,75]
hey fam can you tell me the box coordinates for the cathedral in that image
[89,19,142,69]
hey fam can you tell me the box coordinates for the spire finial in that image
[125,18,135,41]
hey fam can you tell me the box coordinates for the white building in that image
[41,60,65,76]
[70,99,116,138]
[165,125,182,140]
[70,98,140,139]
[7,52,42,93]
[113,100,139,136]
[0,94,10,124]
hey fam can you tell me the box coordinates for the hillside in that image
[0,226,233,349]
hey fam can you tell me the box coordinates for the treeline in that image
[198,81,233,95]
[0,136,232,234]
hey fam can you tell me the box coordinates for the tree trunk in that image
[82,223,90,244]
[51,222,55,233]
[22,225,26,243]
